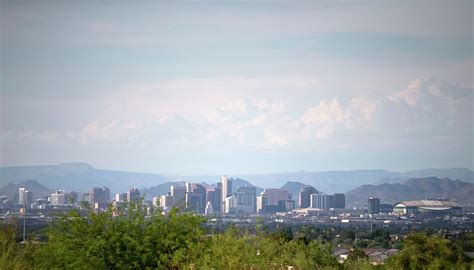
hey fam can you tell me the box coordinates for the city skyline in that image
[1,1,473,175]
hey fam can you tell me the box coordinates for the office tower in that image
[278,200,295,212]
[185,183,206,214]
[221,176,232,213]
[213,186,222,213]
[205,201,213,215]
[263,188,289,205]
[368,197,380,215]
[170,185,186,206]
[159,194,175,211]
[206,188,221,214]
[221,176,232,199]
[50,190,67,205]
[298,186,319,208]
[115,192,127,203]
[331,193,345,209]
[236,185,256,214]
[127,188,141,203]
[18,188,33,208]
[310,194,330,210]
[256,192,268,214]
[89,187,110,205]
[67,191,78,204]
[224,195,237,214]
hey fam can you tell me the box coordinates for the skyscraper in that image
[310,194,330,210]
[18,188,33,208]
[170,185,186,207]
[89,187,110,205]
[331,193,345,209]
[221,176,232,213]
[264,188,289,205]
[236,185,256,214]
[115,192,127,203]
[256,192,268,214]
[127,188,140,203]
[50,190,67,205]
[298,186,319,208]
[185,183,206,214]
[368,197,380,215]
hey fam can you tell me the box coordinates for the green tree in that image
[0,223,34,270]
[385,233,472,269]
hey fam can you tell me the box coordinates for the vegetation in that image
[1,205,473,269]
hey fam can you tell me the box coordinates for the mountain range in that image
[345,177,474,206]
[0,163,472,194]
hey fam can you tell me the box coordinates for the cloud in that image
[301,98,352,140]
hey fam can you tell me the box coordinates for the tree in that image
[0,223,34,270]
[347,248,368,262]
[385,233,472,269]
[33,205,206,269]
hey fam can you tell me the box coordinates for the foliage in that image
[347,248,368,263]
[0,223,35,270]
[385,233,472,269]
[2,206,473,269]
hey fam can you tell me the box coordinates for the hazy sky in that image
[1,1,473,174]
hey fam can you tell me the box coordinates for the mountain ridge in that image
[1,163,472,194]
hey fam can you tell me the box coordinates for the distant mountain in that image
[345,177,474,206]
[0,180,53,202]
[400,168,474,183]
[0,163,168,192]
[237,170,398,193]
[1,163,472,194]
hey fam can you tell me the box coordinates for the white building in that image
[50,190,67,205]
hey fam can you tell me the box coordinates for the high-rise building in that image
[310,194,330,210]
[185,183,206,214]
[67,191,78,204]
[206,188,221,214]
[256,192,267,214]
[221,176,232,198]
[170,185,186,207]
[221,176,232,213]
[213,186,222,213]
[329,193,346,209]
[205,201,214,215]
[89,187,110,205]
[159,194,175,211]
[224,195,237,214]
[298,186,319,208]
[50,190,67,205]
[18,188,33,208]
[115,192,127,203]
[235,185,256,214]
[127,188,141,203]
[278,200,296,212]
[368,197,380,215]
[264,188,289,205]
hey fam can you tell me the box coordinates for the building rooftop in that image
[395,200,461,208]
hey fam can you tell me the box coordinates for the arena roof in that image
[394,200,461,208]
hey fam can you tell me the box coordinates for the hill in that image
[0,163,168,192]
[1,163,472,194]
[0,180,53,202]
[345,177,474,206]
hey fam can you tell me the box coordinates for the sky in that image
[0,1,473,175]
